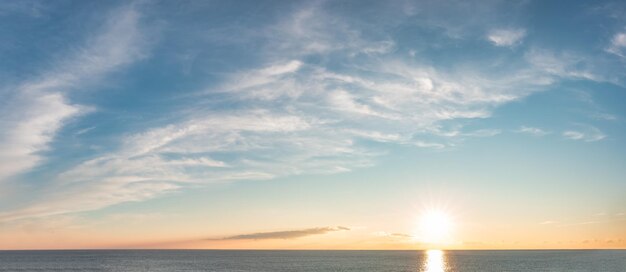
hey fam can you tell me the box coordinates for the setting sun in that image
[417,210,454,245]
[0,0,625,270]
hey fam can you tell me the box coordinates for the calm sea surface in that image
[0,250,624,272]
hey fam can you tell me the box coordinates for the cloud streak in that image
[214,226,350,240]
[516,126,550,136]
[562,125,606,142]
[0,3,146,183]
[487,28,526,47]
[606,32,626,58]
[1,1,622,224]
[0,93,82,181]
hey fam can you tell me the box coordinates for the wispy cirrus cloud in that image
[214,226,350,240]
[516,126,550,136]
[1,1,621,224]
[487,28,526,47]
[265,3,394,57]
[606,32,626,58]
[0,3,146,183]
[0,93,82,182]
[562,125,606,142]
[402,1,529,39]
[0,109,375,221]
[372,231,413,239]
[524,49,601,82]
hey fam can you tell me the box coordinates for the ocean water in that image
[0,250,624,272]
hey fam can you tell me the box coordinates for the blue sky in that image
[0,0,625,249]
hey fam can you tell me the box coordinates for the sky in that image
[0,0,625,250]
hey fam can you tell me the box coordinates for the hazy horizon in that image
[0,0,625,251]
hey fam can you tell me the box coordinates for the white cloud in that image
[0,93,81,181]
[403,1,529,39]
[516,126,550,136]
[0,180,179,222]
[562,125,606,142]
[563,131,585,140]
[524,49,601,81]
[606,32,626,58]
[0,4,146,183]
[612,32,626,47]
[328,90,397,119]
[414,141,446,149]
[487,28,526,47]
[591,112,618,121]
[167,157,228,168]
[0,110,373,221]
[75,126,96,136]
[346,129,403,143]
[265,4,394,57]
[463,129,501,137]
[9,44,556,221]
[221,60,303,92]
[3,3,617,222]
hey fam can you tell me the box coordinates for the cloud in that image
[220,60,303,93]
[36,38,559,222]
[75,126,96,136]
[0,4,552,222]
[373,231,413,239]
[215,226,349,240]
[591,112,618,121]
[0,3,146,183]
[606,32,626,58]
[328,89,397,119]
[2,2,621,223]
[558,221,600,227]
[562,125,606,142]
[167,157,228,168]
[463,129,501,137]
[516,126,550,136]
[0,110,374,221]
[0,93,82,181]
[524,49,600,82]
[414,141,446,149]
[265,4,394,57]
[487,28,526,47]
[0,180,179,222]
[563,131,585,140]
[402,1,529,39]
[346,129,403,143]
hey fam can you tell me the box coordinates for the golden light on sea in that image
[423,249,447,272]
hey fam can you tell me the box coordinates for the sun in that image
[416,209,454,245]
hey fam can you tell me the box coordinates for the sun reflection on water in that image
[423,249,447,272]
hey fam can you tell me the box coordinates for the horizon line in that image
[1,248,624,251]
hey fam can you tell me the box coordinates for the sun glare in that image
[424,249,447,272]
[417,210,454,245]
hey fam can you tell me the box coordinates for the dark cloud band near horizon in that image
[212,226,350,240]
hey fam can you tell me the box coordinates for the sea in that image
[0,250,624,271]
